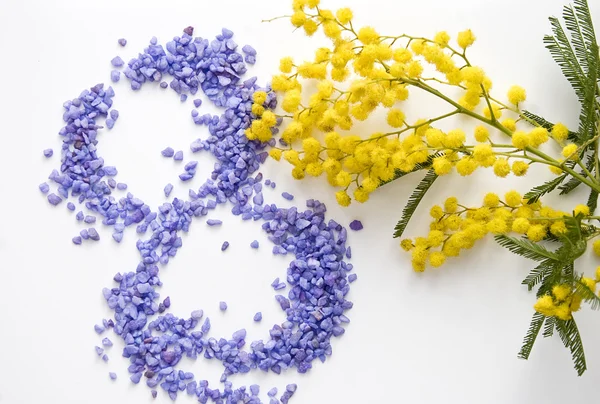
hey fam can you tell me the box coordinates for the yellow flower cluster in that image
[265,1,534,205]
[399,191,591,272]
[534,278,596,320]
[245,91,279,142]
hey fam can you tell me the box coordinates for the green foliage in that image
[524,174,567,203]
[494,235,560,262]
[556,318,587,376]
[518,312,545,360]
[393,169,438,238]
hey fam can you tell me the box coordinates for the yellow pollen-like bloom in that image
[551,123,569,142]
[457,29,476,49]
[336,8,353,24]
[357,26,379,44]
[507,85,527,105]
[511,161,529,176]
[505,190,522,207]
[574,204,590,216]
[483,193,500,207]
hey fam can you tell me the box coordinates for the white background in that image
[1,0,599,403]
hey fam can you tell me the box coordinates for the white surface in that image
[0,0,599,403]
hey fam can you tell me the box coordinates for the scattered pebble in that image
[72,236,82,245]
[111,70,120,83]
[88,228,100,241]
[349,220,363,231]
[102,337,113,347]
[250,240,259,249]
[39,182,49,194]
[221,241,230,251]
[67,202,76,211]
[111,56,124,67]
[118,38,127,47]
[206,219,222,226]
[161,147,175,157]
[173,151,183,161]
[43,148,53,158]
[219,301,228,311]
[109,372,117,380]
[47,193,62,206]
[164,183,173,197]
[193,99,202,108]
[253,312,262,322]
[281,192,294,201]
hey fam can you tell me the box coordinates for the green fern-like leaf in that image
[545,17,588,104]
[543,316,556,338]
[559,159,590,195]
[537,261,571,298]
[587,188,598,213]
[518,312,545,360]
[522,259,555,291]
[494,235,560,262]
[524,174,568,203]
[392,169,438,238]
[556,318,587,376]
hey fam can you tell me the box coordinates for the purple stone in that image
[349,220,363,231]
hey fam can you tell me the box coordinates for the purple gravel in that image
[207,219,222,226]
[250,240,259,249]
[281,192,294,201]
[180,94,188,102]
[253,312,262,322]
[102,337,113,347]
[67,202,76,211]
[72,236,82,245]
[88,228,100,241]
[164,183,173,197]
[39,182,50,193]
[84,215,96,224]
[95,346,104,356]
[161,147,175,157]
[111,56,124,67]
[34,26,355,404]
[221,241,230,251]
[179,172,194,181]
[76,211,84,221]
[348,274,357,283]
[193,99,202,108]
[43,148,53,158]
[94,324,105,334]
[349,220,363,231]
[47,193,62,205]
[110,70,120,83]
[219,301,227,311]
[117,183,128,190]
[102,354,109,362]
[270,182,276,189]
[118,38,127,47]
[109,372,117,380]
[173,151,183,161]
